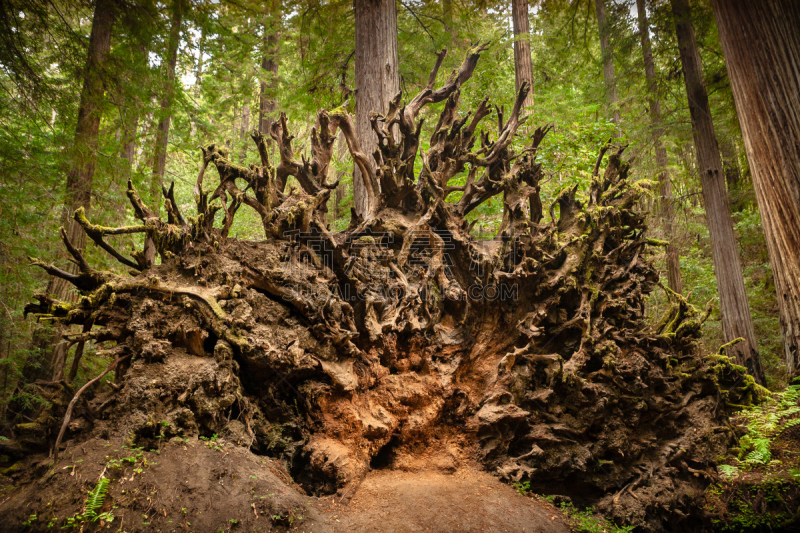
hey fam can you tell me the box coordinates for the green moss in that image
[1,461,25,476]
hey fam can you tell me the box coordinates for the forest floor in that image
[0,434,578,533]
[315,467,571,533]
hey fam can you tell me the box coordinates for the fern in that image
[718,464,740,478]
[83,478,110,521]
[736,385,800,466]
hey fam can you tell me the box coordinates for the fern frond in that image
[84,478,110,520]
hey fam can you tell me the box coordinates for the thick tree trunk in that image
[258,0,280,141]
[511,0,534,114]
[594,0,621,133]
[354,0,400,217]
[46,0,115,381]
[151,0,184,215]
[637,0,682,295]
[710,0,800,378]
[671,0,765,384]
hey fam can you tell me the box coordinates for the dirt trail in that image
[315,467,571,533]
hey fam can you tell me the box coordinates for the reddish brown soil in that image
[0,435,572,533]
[316,467,571,533]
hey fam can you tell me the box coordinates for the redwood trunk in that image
[671,0,765,384]
[354,0,400,217]
[637,0,682,295]
[710,0,800,378]
[151,0,184,215]
[511,0,534,113]
[594,0,621,132]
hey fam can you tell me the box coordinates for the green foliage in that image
[737,385,800,466]
[718,464,740,479]
[62,477,114,528]
[556,502,634,533]
[83,477,110,520]
[513,480,531,496]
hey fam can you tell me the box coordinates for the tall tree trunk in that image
[151,0,184,215]
[239,104,250,164]
[594,0,621,133]
[47,0,116,381]
[511,0,534,113]
[195,26,206,87]
[671,0,765,384]
[718,139,744,211]
[333,133,348,220]
[258,0,280,142]
[636,0,682,295]
[120,36,151,177]
[354,0,400,217]
[443,0,453,39]
[710,0,800,378]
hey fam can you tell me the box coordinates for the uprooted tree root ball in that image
[5,47,762,532]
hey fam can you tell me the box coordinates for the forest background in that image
[0,0,789,421]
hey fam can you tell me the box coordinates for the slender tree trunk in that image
[710,0,800,378]
[120,37,150,177]
[636,0,682,295]
[333,133,348,220]
[258,0,280,141]
[239,104,250,164]
[718,139,744,211]
[151,0,184,215]
[354,0,400,217]
[443,0,453,39]
[671,0,765,384]
[46,0,116,381]
[594,0,621,133]
[195,26,206,87]
[511,0,534,113]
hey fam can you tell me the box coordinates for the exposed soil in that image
[0,434,571,533]
[317,467,571,533]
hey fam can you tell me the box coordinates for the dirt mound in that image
[0,434,327,532]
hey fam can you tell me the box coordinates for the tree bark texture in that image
[151,0,184,215]
[671,0,764,384]
[637,0,681,295]
[594,0,621,132]
[710,0,800,378]
[511,0,534,113]
[354,0,400,217]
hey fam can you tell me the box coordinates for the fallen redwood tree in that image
[17,47,761,531]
